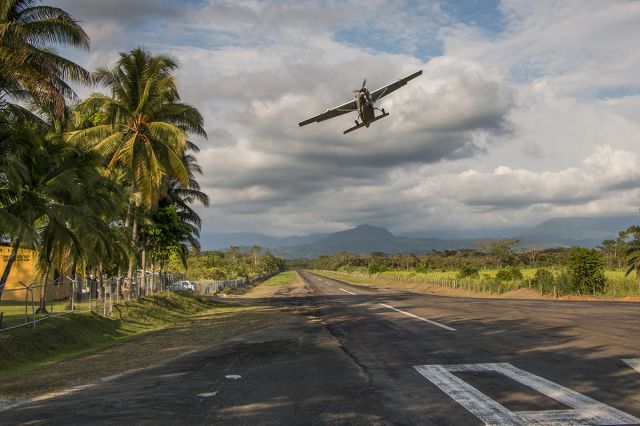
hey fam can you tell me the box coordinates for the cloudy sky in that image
[51,0,640,240]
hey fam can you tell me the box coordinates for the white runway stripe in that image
[379,303,456,331]
[623,358,640,373]
[414,363,640,425]
[339,288,356,295]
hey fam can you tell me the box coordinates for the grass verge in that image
[0,292,246,381]
[264,271,298,286]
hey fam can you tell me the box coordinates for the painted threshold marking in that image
[197,391,218,397]
[623,358,640,373]
[379,303,455,331]
[339,288,356,295]
[414,362,640,425]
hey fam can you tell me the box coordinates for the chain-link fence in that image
[192,272,279,296]
[0,271,184,331]
[0,271,280,331]
[195,278,248,295]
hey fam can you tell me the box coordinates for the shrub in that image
[555,270,572,295]
[368,262,386,275]
[457,265,480,279]
[509,267,524,281]
[533,268,555,294]
[566,247,606,294]
[495,269,512,282]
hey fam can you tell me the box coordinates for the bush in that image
[566,247,606,294]
[509,267,524,281]
[495,269,512,282]
[555,270,572,295]
[457,265,480,279]
[533,268,555,294]
[368,262,386,275]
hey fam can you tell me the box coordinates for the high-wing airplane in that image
[298,70,422,134]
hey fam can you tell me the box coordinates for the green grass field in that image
[316,267,639,298]
[264,271,299,286]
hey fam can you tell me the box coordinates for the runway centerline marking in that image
[339,288,356,295]
[414,362,640,425]
[379,303,456,331]
[623,358,640,373]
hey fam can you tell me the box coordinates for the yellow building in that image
[0,244,71,301]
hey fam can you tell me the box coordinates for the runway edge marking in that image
[414,362,640,425]
[622,358,640,373]
[379,303,456,331]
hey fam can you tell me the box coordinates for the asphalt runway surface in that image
[3,270,640,425]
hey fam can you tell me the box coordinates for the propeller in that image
[353,78,367,93]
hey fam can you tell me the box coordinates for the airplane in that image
[298,70,422,134]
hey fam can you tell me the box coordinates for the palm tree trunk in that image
[37,261,53,313]
[126,207,138,300]
[0,238,21,301]
[140,234,147,296]
[151,256,156,293]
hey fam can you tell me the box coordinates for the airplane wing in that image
[370,70,422,104]
[298,98,357,127]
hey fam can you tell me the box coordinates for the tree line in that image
[0,0,208,311]
[310,223,640,275]
[170,246,286,281]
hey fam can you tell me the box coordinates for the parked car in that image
[181,281,196,292]
[169,281,194,293]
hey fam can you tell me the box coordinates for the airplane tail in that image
[343,111,389,134]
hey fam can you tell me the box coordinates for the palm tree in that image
[625,228,640,284]
[0,119,113,304]
[0,0,91,118]
[69,47,206,294]
[71,48,206,207]
[625,245,640,278]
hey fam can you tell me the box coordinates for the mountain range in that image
[200,215,639,258]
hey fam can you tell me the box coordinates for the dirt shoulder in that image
[0,304,294,400]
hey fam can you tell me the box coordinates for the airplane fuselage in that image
[355,90,375,127]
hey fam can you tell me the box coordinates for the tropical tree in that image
[0,119,115,307]
[0,0,91,118]
[69,47,206,294]
[624,227,640,283]
[71,48,206,207]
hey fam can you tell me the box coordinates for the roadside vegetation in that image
[170,246,285,281]
[310,231,640,298]
[0,1,288,312]
[0,1,210,310]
